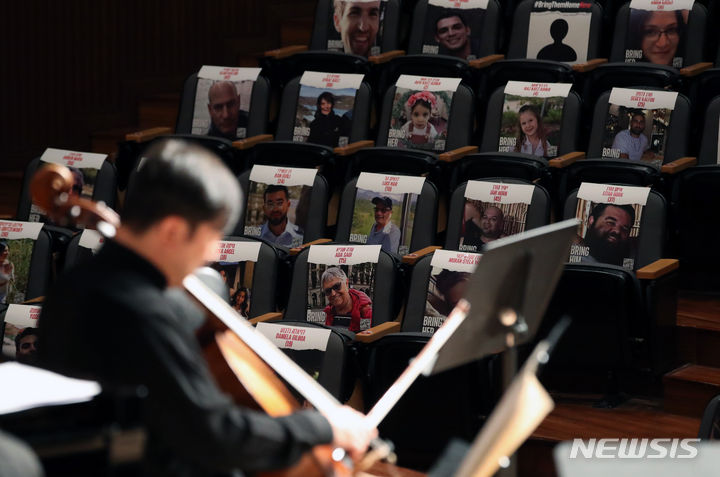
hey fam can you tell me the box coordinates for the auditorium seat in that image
[698,394,720,439]
[0,220,52,305]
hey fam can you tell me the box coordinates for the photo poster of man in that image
[568,182,650,270]
[601,88,678,167]
[306,244,381,332]
[349,172,424,256]
[387,75,462,152]
[526,0,593,65]
[421,0,489,61]
[1,304,40,363]
[625,0,691,69]
[29,148,105,225]
[423,249,481,335]
[191,65,261,140]
[0,221,43,305]
[498,81,572,158]
[243,165,318,248]
[293,71,365,148]
[459,180,534,252]
[210,240,262,319]
[326,0,388,57]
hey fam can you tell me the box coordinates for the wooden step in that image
[677,293,720,367]
[137,93,179,130]
[663,364,720,417]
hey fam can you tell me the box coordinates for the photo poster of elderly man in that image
[191,66,261,140]
[0,221,43,305]
[292,71,364,148]
[209,240,262,319]
[421,0,488,61]
[305,245,381,332]
[387,75,462,152]
[526,0,593,64]
[28,148,105,225]
[459,180,534,252]
[601,88,678,167]
[243,165,317,249]
[327,0,388,57]
[1,304,40,365]
[568,182,651,270]
[625,0,691,68]
[348,172,425,256]
[497,81,572,158]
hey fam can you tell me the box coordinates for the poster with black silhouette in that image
[210,240,261,319]
[498,81,572,158]
[601,88,678,168]
[326,0,388,57]
[459,181,535,252]
[306,245,380,332]
[293,71,364,147]
[387,75,462,152]
[349,173,424,256]
[243,165,317,248]
[568,183,650,270]
[423,249,481,335]
[624,0,691,69]
[421,0,489,61]
[527,1,594,64]
[1,304,40,363]
[29,148,105,225]
[192,66,261,140]
[0,222,43,305]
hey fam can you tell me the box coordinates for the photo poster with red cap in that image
[421,0,489,61]
[625,0,691,69]
[349,173,425,256]
[387,75,462,152]
[29,148,107,225]
[306,245,381,332]
[293,72,364,148]
[423,249,481,335]
[209,240,262,319]
[0,222,43,305]
[1,304,41,362]
[243,165,318,249]
[601,88,678,168]
[498,81,572,158]
[526,0,593,65]
[459,181,534,252]
[326,0,388,57]
[568,183,651,270]
[192,66,262,140]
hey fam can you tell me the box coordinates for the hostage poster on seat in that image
[421,0,489,61]
[256,322,331,384]
[526,0,593,65]
[210,240,261,319]
[326,0,388,57]
[624,0,691,69]
[1,304,41,364]
[0,221,43,305]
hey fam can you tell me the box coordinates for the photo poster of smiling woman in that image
[326,0,388,57]
[209,240,262,319]
[625,0,691,68]
[0,221,43,305]
[421,0,488,61]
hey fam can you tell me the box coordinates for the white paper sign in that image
[429,0,490,10]
[430,249,482,273]
[629,0,694,11]
[198,66,262,82]
[526,10,592,64]
[41,148,107,170]
[395,75,463,93]
[308,245,382,265]
[464,181,535,204]
[0,221,43,241]
[299,71,365,90]
[504,81,573,99]
[356,172,426,195]
[609,88,678,110]
[216,240,262,263]
[256,322,331,351]
[78,229,105,253]
[249,165,318,187]
[577,182,651,206]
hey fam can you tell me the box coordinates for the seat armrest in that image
[402,246,442,265]
[355,321,401,343]
[22,296,44,305]
[636,259,678,280]
[263,45,308,59]
[549,151,584,168]
[334,140,374,156]
[232,134,274,151]
[571,58,608,73]
[289,238,333,255]
[660,156,696,175]
[680,62,713,77]
[125,127,173,143]
[468,54,505,69]
[368,50,405,64]
[249,312,284,325]
[438,145,479,163]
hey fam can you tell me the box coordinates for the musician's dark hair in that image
[123,139,241,234]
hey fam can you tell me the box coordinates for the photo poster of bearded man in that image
[305,245,381,332]
[29,148,104,225]
[624,0,690,69]
[0,221,43,305]
[209,240,262,319]
[421,0,488,60]
[242,165,317,249]
[292,71,364,148]
[458,180,534,252]
[601,88,678,168]
[498,81,572,158]
[387,75,462,152]
[348,172,425,256]
[326,0,388,57]
[568,182,651,271]
[191,66,261,140]
[526,0,593,64]
[1,304,40,363]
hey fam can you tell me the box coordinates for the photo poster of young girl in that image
[601,88,678,167]
[568,182,650,270]
[459,180,534,252]
[293,71,365,148]
[192,66,261,140]
[306,244,381,332]
[0,221,43,305]
[526,0,593,64]
[498,81,572,158]
[1,304,40,363]
[421,0,489,60]
[29,148,105,225]
[625,0,691,69]
[387,75,462,152]
[209,240,262,319]
[326,0,388,58]
[243,165,318,248]
[349,172,425,256]
[423,249,481,335]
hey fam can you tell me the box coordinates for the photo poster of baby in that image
[0,221,43,305]
[210,240,262,319]
[1,304,41,362]
[326,0,388,58]
[421,0,489,61]
[526,0,594,65]
[625,0,691,69]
